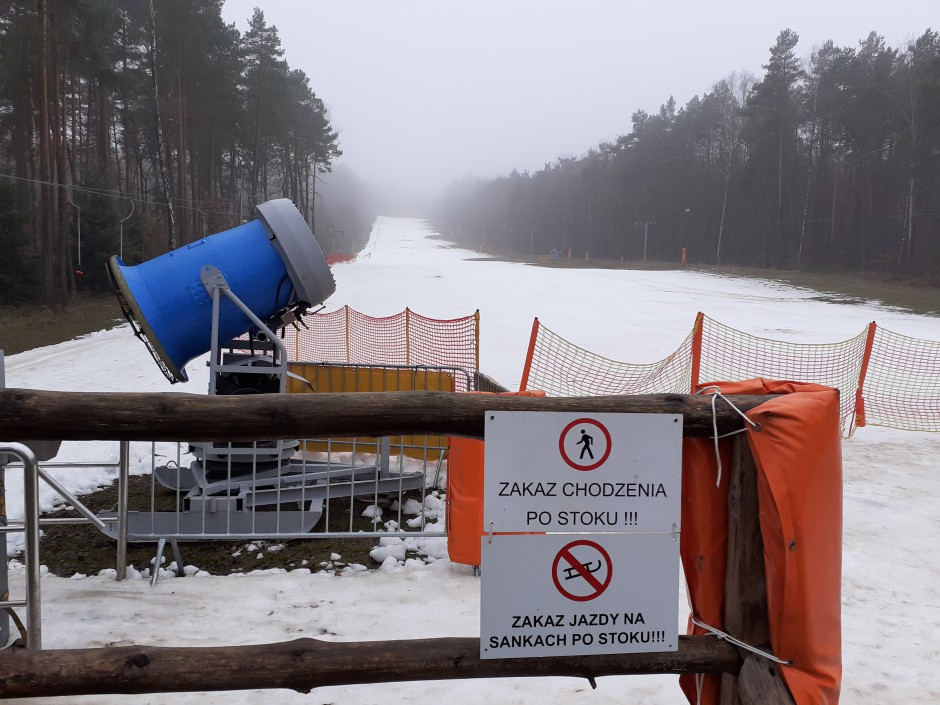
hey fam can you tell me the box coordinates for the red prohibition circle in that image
[551,539,613,602]
[558,417,612,471]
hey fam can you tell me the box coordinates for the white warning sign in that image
[483,412,682,534]
[480,533,679,659]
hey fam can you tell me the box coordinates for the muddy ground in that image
[1,294,125,357]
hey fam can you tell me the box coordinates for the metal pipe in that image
[208,285,221,395]
[35,467,106,531]
[21,445,41,649]
[115,441,130,581]
[218,285,288,392]
[0,517,94,533]
[0,443,42,649]
[117,531,447,541]
[150,538,166,588]
[0,395,7,648]
[3,462,119,469]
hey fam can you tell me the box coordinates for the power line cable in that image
[0,171,246,218]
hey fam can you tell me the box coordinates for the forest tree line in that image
[0,0,370,307]
[434,29,940,277]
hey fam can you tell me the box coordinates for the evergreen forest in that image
[435,29,940,278]
[4,11,939,311]
[0,0,362,307]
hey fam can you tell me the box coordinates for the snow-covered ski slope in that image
[5,216,940,704]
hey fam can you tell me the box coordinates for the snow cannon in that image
[108,198,335,383]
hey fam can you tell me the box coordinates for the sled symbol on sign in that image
[551,539,613,601]
[563,560,603,581]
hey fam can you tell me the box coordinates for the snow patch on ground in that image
[4,216,940,703]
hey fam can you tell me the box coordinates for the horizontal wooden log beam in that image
[0,635,740,699]
[0,389,771,442]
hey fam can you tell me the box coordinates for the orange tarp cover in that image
[681,379,842,705]
[446,391,544,567]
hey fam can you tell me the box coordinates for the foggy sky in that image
[220,0,938,201]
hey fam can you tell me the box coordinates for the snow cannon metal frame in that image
[107,198,335,384]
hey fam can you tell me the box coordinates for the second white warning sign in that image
[480,533,679,659]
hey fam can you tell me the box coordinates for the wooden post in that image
[473,309,480,374]
[405,307,411,365]
[344,304,350,363]
[689,312,704,393]
[852,321,877,431]
[518,318,540,391]
[719,435,795,705]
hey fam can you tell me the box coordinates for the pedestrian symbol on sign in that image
[577,429,594,459]
[559,418,611,471]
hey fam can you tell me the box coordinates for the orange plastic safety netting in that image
[519,318,696,396]
[860,326,940,432]
[282,305,480,381]
[519,314,886,434]
[695,314,870,432]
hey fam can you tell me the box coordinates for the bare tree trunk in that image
[68,74,77,187]
[148,0,176,250]
[206,133,215,199]
[121,11,133,195]
[283,136,293,201]
[301,159,308,222]
[717,177,730,265]
[111,111,122,191]
[797,87,820,267]
[828,168,838,263]
[52,22,73,302]
[714,79,742,267]
[38,0,55,307]
[190,138,199,236]
[261,149,268,199]
[176,57,189,243]
[310,159,318,225]
[249,60,264,210]
[775,114,785,267]
[905,177,914,267]
[229,136,239,226]
[96,79,109,172]
[901,46,919,272]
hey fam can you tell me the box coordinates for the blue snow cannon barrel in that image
[108,198,335,383]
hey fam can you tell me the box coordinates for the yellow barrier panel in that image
[287,362,453,460]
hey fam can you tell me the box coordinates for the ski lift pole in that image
[119,200,135,261]
[66,191,81,267]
